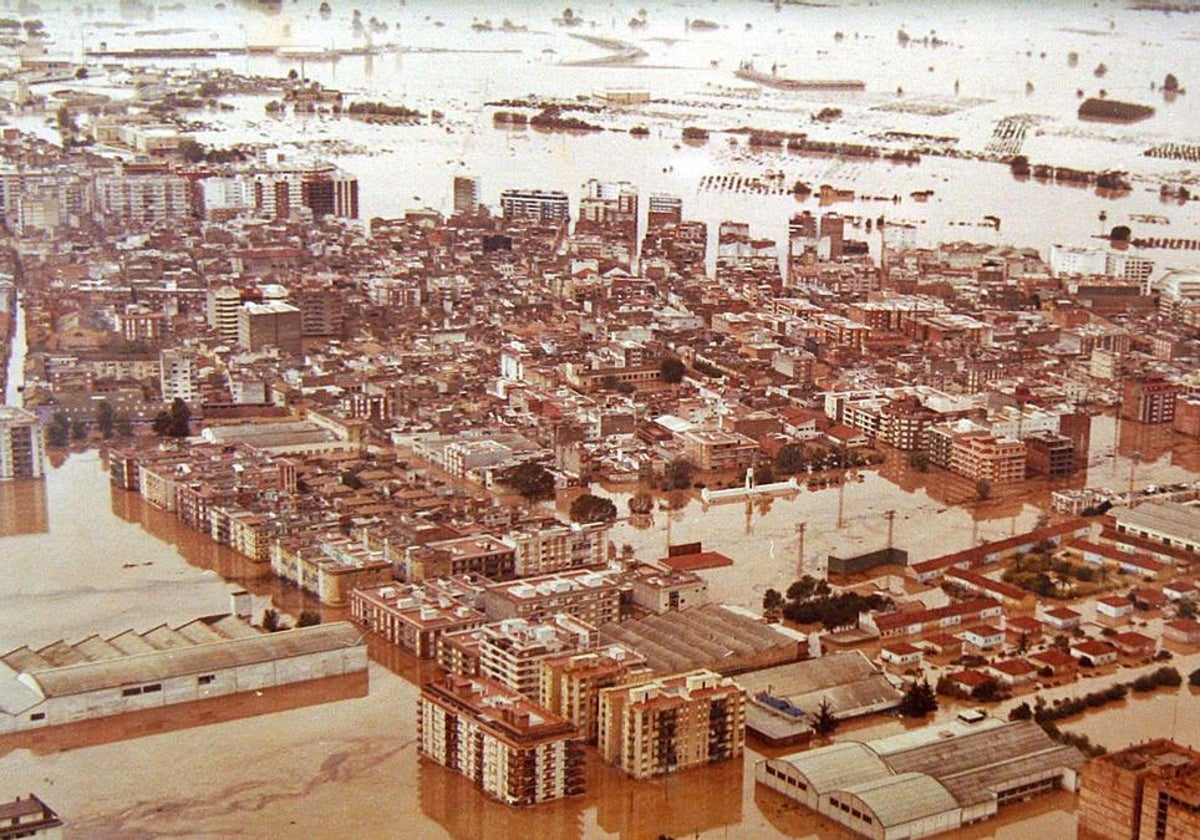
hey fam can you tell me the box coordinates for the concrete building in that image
[452,175,480,217]
[757,719,1083,840]
[206,285,244,342]
[159,347,198,406]
[0,407,45,481]
[0,794,62,840]
[503,520,609,577]
[627,565,709,614]
[1079,739,1200,840]
[417,674,584,806]
[598,669,746,779]
[237,301,303,354]
[539,644,650,743]
[473,614,598,699]
[1121,376,1181,424]
[949,434,1026,485]
[350,583,486,658]
[500,189,570,224]
[482,569,621,626]
[0,618,367,735]
[271,536,393,606]
[94,171,192,224]
[251,163,359,219]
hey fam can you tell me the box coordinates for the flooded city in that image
[1,0,1200,838]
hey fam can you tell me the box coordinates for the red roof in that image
[1031,649,1076,668]
[949,669,991,688]
[991,658,1037,676]
[1073,640,1118,657]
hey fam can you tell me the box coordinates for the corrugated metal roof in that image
[0,661,43,715]
[25,623,364,698]
[776,741,891,793]
[843,771,960,827]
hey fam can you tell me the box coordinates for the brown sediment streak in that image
[73,736,417,836]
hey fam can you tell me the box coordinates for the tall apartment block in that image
[646,193,682,230]
[540,644,649,743]
[500,189,570,224]
[237,301,303,354]
[0,407,46,480]
[159,347,198,406]
[598,669,746,779]
[1078,739,1200,840]
[252,164,358,220]
[1121,376,1181,424]
[417,674,585,806]
[453,175,479,217]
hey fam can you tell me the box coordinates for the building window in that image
[198,674,216,685]
[143,683,162,693]
[122,686,142,697]
[29,712,45,721]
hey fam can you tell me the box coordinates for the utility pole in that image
[837,475,846,529]
[884,509,896,551]
[795,521,807,576]
[1128,450,1141,507]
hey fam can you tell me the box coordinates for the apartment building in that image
[504,520,609,576]
[482,569,622,625]
[949,433,1026,485]
[0,406,45,481]
[350,583,486,658]
[417,674,585,806]
[1121,376,1181,424]
[475,614,597,698]
[598,669,746,779]
[539,644,650,743]
[1079,739,1200,840]
[500,189,570,224]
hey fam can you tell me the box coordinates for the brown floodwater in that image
[0,451,1173,839]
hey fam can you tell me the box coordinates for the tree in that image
[569,493,617,524]
[296,610,322,627]
[628,492,654,515]
[1178,598,1198,620]
[115,413,133,438]
[261,608,282,632]
[1009,701,1033,721]
[775,444,807,475]
[975,479,992,501]
[498,461,555,501]
[898,678,938,718]
[47,412,70,447]
[178,138,206,163]
[1164,73,1180,92]
[972,677,1004,702]
[664,457,694,490]
[907,451,930,472]
[762,588,784,612]
[754,462,775,485]
[156,398,192,438]
[812,697,839,737]
[70,420,87,441]
[1189,668,1200,688]
[95,400,116,439]
[659,356,685,384]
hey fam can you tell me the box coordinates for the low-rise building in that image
[0,618,367,736]
[757,719,1084,840]
[0,794,62,840]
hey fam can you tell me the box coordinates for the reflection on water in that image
[0,478,47,537]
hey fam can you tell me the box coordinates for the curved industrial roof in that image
[776,741,891,793]
[842,772,961,828]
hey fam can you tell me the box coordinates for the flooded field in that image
[11,0,1199,263]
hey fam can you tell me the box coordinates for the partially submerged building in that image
[756,719,1084,839]
[0,617,367,735]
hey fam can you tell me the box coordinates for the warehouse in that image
[756,719,1084,839]
[0,616,367,735]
